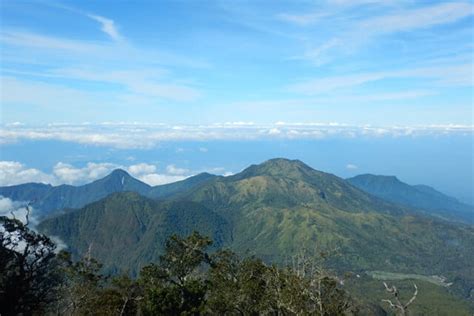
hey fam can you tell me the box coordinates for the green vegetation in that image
[346,275,473,315]
[0,215,62,315]
[2,220,360,315]
[3,158,473,313]
[38,159,474,311]
[347,174,474,224]
[39,192,231,275]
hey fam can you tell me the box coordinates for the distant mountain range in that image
[2,158,473,301]
[0,169,216,218]
[29,159,473,303]
[347,174,473,224]
[1,160,471,224]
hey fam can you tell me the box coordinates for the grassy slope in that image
[181,159,474,298]
[38,192,231,275]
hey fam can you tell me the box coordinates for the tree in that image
[382,282,418,316]
[53,250,105,315]
[0,213,61,315]
[139,231,212,315]
[206,250,356,315]
[92,274,142,316]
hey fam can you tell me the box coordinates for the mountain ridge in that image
[347,173,473,223]
[38,158,474,301]
[0,169,217,218]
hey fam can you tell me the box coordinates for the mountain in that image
[147,172,216,199]
[347,174,474,223]
[39,192,231,274]
[0,169,216,218]
[0,169,150,217]
[37,158,474,300]
[0,182,53,202]
[179,159,473,276]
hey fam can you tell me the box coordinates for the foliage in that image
[0,215,61,315]
[138,232,355,315]
[39,193,231,275]
[139,232,211,315]
[37,159,474,306]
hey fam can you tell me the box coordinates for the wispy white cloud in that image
[287,64,472,95]
[0,72,200,115]
[87,14,123,42]
[282,2,473,66]
[359,2,473,35]
[39,2,124,42]
[0,26,205,110]
[52,67,201,101]
[346,164,358,170]
[0,30,104,53]
[276,12,330,26]
[166,164,190,176]
[327,0,399,6]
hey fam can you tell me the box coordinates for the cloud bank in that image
[1,122,472,149]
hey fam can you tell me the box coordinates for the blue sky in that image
[0,1,473,203]
[1,0,472,124]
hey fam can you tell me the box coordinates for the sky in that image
[0,1,473,203]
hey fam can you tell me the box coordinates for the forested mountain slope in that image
[38,159,474,300]
[347,174,473,223]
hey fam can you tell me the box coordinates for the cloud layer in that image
[1,122,472,149]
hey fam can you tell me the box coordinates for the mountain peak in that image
[95,168,150,192]
[101,169,134,186]
[228,158,321,183]
[109,168,131,178]
[248,158,311,174]
[263,157,305,166]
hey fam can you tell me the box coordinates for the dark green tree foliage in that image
[87,275,141,316]
[0,226,356,315]
[0,215,61,315]
[53,251,105,315]
[206,251,355,315]
[138,232,355,315]
[139,232,211,315]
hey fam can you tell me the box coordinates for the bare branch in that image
[404,284,418,308]
[25,204,31,226]
[381,299,397,309]
[382,282,418,316]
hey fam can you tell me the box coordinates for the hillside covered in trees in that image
[1,159,473,314]
[3,215,472,315]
